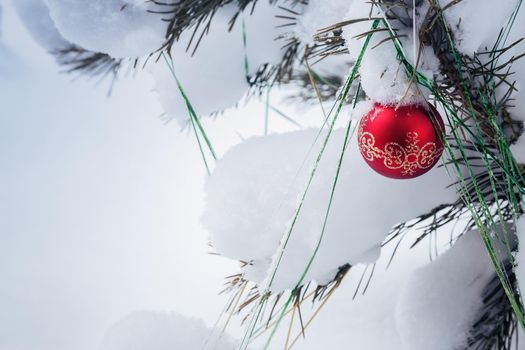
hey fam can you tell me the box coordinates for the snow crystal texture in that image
[203,128,456,292]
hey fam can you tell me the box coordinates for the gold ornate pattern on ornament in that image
[358,128,443,176]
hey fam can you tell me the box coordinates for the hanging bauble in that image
[357,103,445,179]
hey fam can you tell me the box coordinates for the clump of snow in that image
[150,2,298,125]
[342,0,439,106]
[438,0,516,55]
[149,8,247,126]
[395,230,497,350]
[45,0,169,58]
[203,128,456,292]
[12,0,70,52]
[98,311,238,350]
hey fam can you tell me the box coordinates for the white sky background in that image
[0,3,319,348]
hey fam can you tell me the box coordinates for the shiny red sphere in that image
[357,103,445,179]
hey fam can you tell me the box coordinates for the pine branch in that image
[152,0,262,53]
[284,70,346,103]
[246,36,302,89]
[52,44,124,81]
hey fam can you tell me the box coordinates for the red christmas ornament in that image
[357,103,445,179]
